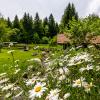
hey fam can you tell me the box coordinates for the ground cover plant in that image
[0,44,100,100]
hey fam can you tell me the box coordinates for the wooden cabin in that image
[90,36,100,45]
[57,34,70,49]
[89,36,100,49]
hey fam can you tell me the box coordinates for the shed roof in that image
[90,36,100,44]
[57,34,70,44]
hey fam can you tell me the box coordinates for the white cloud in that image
[0,0,100,22]
[85,0,100,16]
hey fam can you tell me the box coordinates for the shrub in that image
[42,37,49,44]
[33,33,40,44]
[49,36,57,46]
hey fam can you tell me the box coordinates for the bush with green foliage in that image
[33,33,40,44]
[42,36,49,44]
[49,36,57,46]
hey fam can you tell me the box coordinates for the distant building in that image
[57,34,70,49]
[90,36,100,45]
[57,34,70,44]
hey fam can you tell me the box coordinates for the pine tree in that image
[7,17,12,28]
[22,13,28,32]
[48,14,57,38]
[33,12,43,38]
[44,25,49,37]
[61,3,71,27]
[13,15,20,29]
[22,12,33,43]
[27,15,34,42]
[72,3,78,20]
[75,12,78,21]
[61,3,78,29]
[23,13,33,32]
[43,17,48,27]
[55,23,59,33]
[43,17,49,36]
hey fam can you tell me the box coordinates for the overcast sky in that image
[0,0,100,22]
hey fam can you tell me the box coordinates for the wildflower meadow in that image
[0,0,100,100]
[0,44,100,100]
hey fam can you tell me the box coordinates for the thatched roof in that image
[90,36,100,44]
[57,34,70,44]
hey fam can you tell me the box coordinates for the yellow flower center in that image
[35,86,41,92]
[85,83,93,89]
[76,80,81,84]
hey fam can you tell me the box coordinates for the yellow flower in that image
[34,86,41,92]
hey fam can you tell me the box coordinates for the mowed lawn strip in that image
[0,49,40,73]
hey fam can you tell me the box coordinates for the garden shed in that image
[90,36,100,49]
[90,36,100,45]
[57,34,70,49]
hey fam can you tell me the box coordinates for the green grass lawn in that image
[0,44,63,73]
[0,49,36,73]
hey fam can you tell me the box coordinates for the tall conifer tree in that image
[33,12,43,38]
[61,3,78,29]
[7,17,12,28]
[13,15,20,29]
[48,14,57,37]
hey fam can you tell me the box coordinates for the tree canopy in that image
[0,3,100,45]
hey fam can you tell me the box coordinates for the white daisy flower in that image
[29,82,47,99]
[68,52,91,66]
[46,89,60,100]
[79,67,86,73]
[83,82,94,93]
[72,77,85,87]
[64,93,71,99]
[59,68,64,74]
[2,84,14,91]
[59,67,69,75]
[59,75,66,81]
[0,78,9,84]
[86,64,93,70]
[26,77,36,86]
